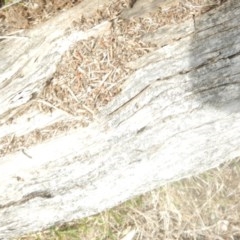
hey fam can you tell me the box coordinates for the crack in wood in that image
[0,190,53,209]
[108,83,151,117]
[195,82,239,94]
[228,51,240,59]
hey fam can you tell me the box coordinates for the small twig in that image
[94,70,113,103]
[21,148,32,159]
[64,85,80,104]
[35,99,73,117]
[82,104,95,116]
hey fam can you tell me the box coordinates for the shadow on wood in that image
[0,0,239,239]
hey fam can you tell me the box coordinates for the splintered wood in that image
[0,0,221,156]
[1,1,240,239]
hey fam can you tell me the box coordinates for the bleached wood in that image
[0,0,111,123]
[0,0,240,239]
[0,109,69,139]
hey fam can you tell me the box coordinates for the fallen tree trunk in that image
[0,0,240,239]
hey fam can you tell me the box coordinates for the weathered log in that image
[0,0,111,123]
[0,0,240,239]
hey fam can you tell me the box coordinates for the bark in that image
[0,0,240,239]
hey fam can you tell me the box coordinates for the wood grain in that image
[0,0,239,239]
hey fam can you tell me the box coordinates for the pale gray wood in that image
[0,0,111,124]
[0,0,240,239]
